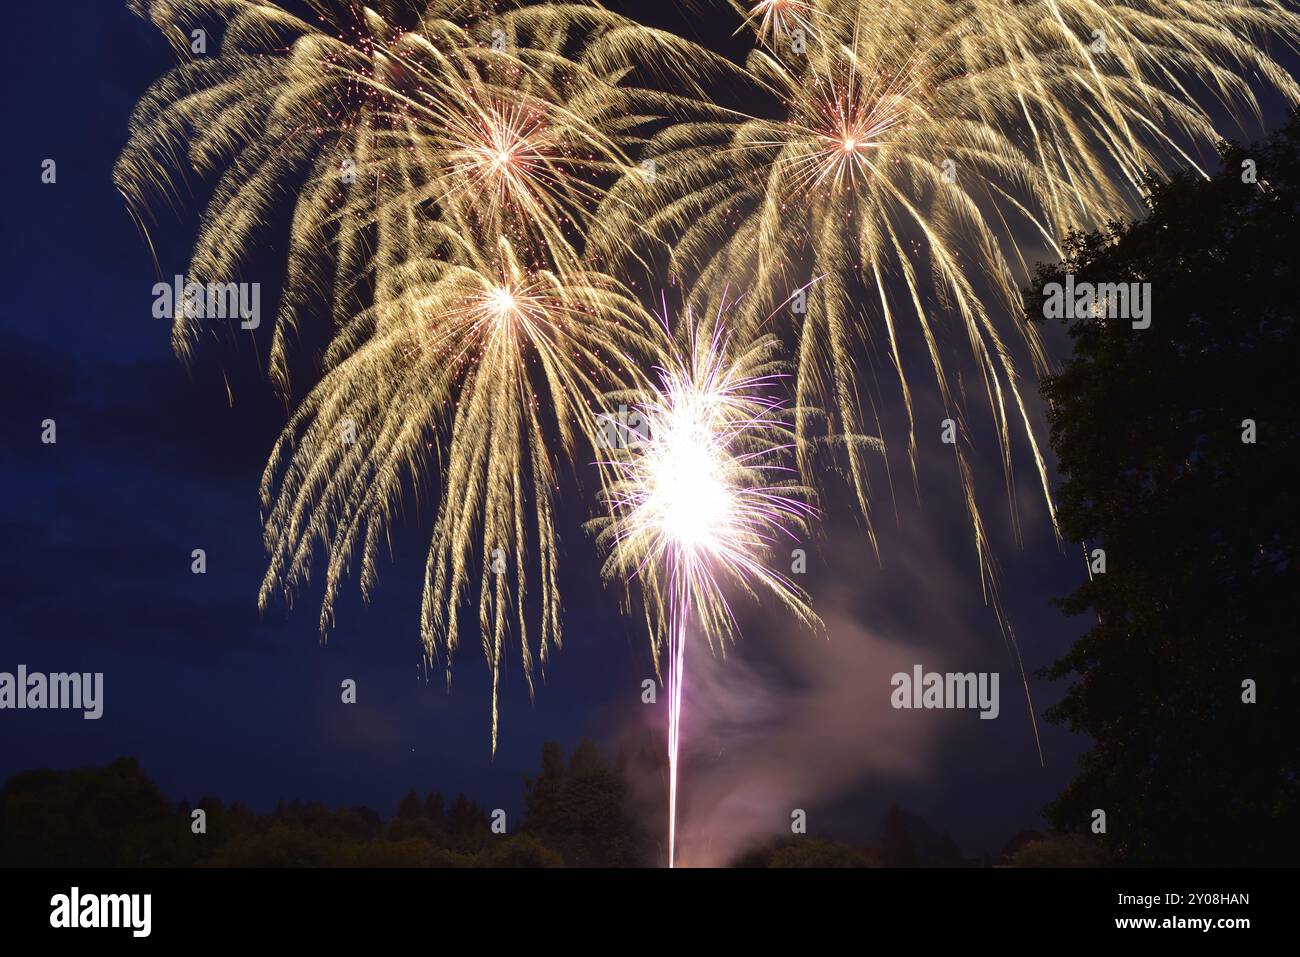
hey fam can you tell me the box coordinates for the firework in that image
[116,0,717,388]
[258,231,660,750]
[116,0,725,749]
[118,0,1300,765]
[595,0,1300,594]
[592,308,821,866]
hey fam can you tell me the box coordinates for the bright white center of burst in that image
[842,137,857,152]
[648,410,732,553]
[487,286,517,322]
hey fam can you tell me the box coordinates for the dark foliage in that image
[877,804,965,867]
[0,742,632,868]
[0,758,187,867]
[1030,110,1300,864]
[731,836,877,868]
[522,740,646,866]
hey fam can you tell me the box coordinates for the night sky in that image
[3,0,1211,862]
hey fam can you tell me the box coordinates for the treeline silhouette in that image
[0,748,1098,867]
[0,743,634,868]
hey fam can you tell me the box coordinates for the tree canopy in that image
[1029,110,1300,865]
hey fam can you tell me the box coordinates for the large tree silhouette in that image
[1029,111,1300,864]
[523,740,645,866]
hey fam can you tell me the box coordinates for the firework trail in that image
[592,306,821,866]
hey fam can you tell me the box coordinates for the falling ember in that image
[592,307,821,866]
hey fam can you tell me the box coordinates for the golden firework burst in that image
[595,0,1300,588]
[258,230,662,750]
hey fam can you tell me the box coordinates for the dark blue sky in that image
[0,0,654,827]
[11,0,1274,860]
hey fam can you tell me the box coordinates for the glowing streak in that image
[667,600,687,868]
[594,309,820,867]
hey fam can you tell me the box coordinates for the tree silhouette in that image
[523,739,645,866]
[878,804,964,867]
[1,756,539,867]
[397,790,423,820]
[1030,110,1300,864]
[0,758,188,866]
[423,791,446,829]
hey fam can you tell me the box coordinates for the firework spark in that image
[734,0,818,45]
[592,308,821,866]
